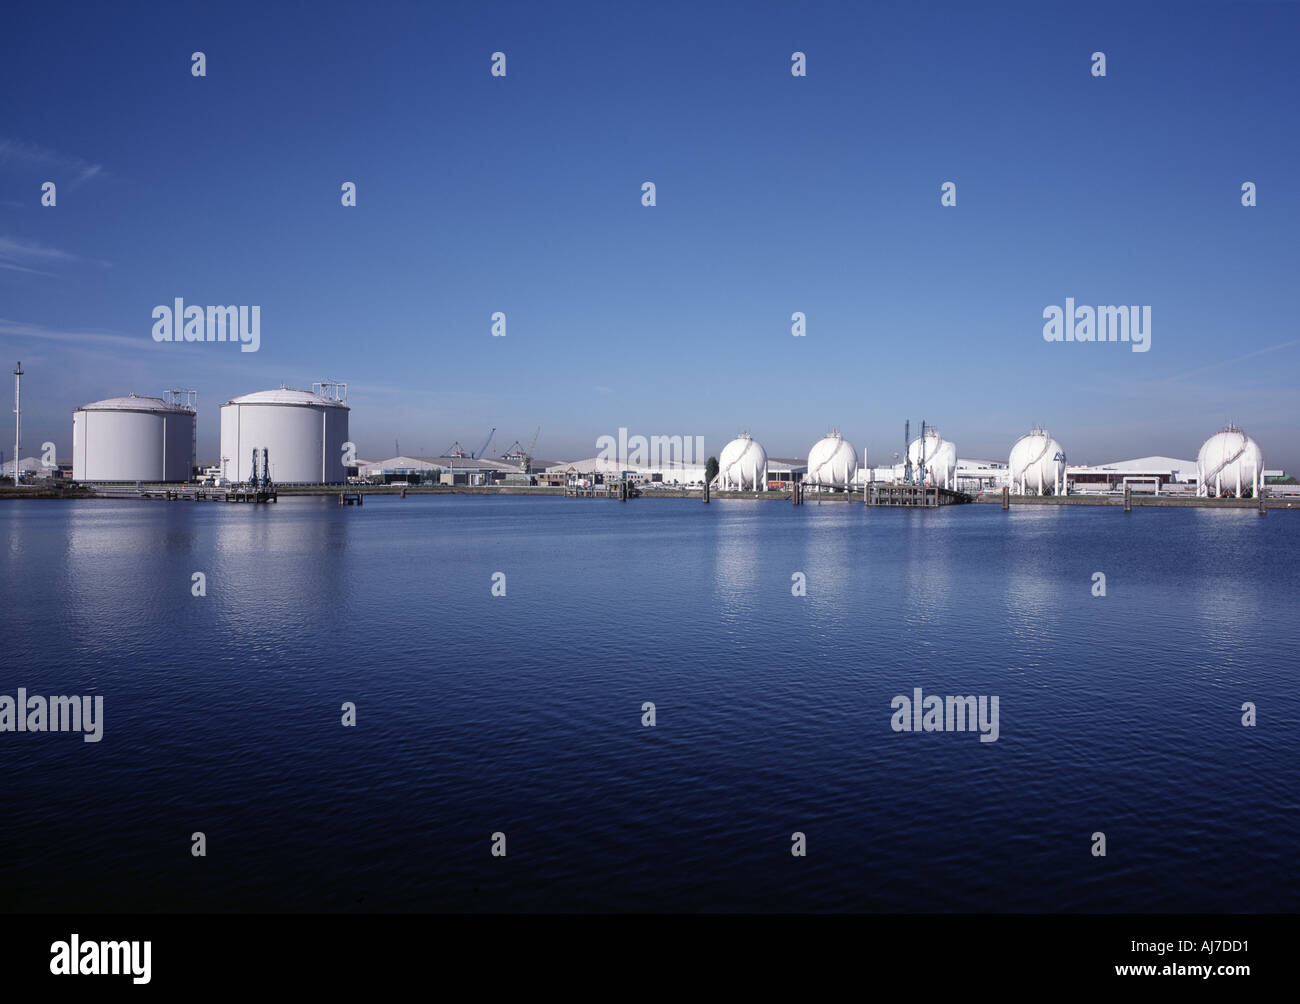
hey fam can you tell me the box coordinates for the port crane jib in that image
[472,428,495,460]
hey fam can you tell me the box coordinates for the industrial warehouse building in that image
[883,455,1199,494]
[544,453,807,488]
[1066,456,1197,492]
[2,456,70,481]
[219,384,350,484]
[355,455,527,485]
[72,393,196,482]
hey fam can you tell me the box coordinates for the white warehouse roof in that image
[357,455,525,475]
[2,456,55,477]
[1069,456,1197,481]
[547,456,806,474]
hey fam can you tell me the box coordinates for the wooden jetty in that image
[224,489,277,503]
[90,485,277,504]
[866,483,972,507]
[564,479,638,500]
[794,482,857,503]
[787,480,971,507]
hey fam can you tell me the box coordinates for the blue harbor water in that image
[2,496,1297,912]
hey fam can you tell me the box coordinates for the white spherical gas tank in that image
[1197,425,1264,497]
[805,431,858,486]
[717,433,768,490]
[1008,429,1067,495]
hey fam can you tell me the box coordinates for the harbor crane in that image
[447,428,503,461]
[471,427,495,460]
[501,427,541,472]
[520,426,540,473]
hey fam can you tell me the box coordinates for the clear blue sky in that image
[2,0,1297,469]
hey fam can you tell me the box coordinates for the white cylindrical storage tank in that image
[805,431,858,486]
[716,433,768,490]
[219,386,350,484]
[1008,428,1067,495]
[908,429,957,490]
[72,394,196,482]
[1196,425,1264,498]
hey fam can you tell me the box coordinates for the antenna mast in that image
[12,361,22,485]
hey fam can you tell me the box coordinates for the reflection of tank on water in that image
[1196,424,1264,498]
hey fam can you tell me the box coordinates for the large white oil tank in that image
[73,393,196,482]
[1197,424,1263,497]
[716,433,768,490]
[908,429,957,490]
[219,383,349,484]
[1008,428,1067,495]
[805,430,858,486]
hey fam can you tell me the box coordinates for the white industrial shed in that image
[545,454,806,488]
[546,456,709,483]
[3,456,58,480]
